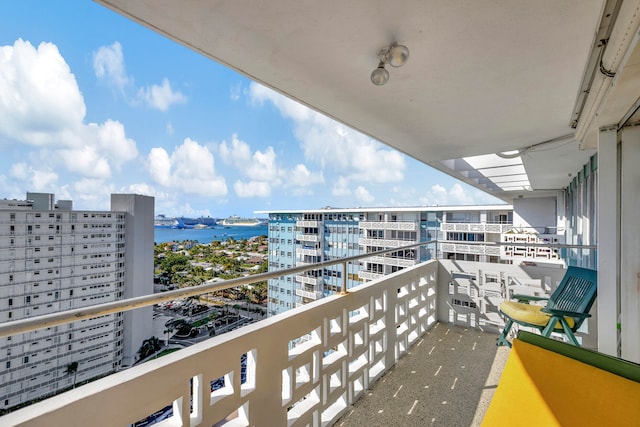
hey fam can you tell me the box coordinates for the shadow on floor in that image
[336,322,509,427]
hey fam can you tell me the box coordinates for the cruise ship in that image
[154,215,184,228]
[221,215,265,226]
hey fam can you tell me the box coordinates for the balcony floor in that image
[336,322,509,427]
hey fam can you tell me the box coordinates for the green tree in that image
[160,253,190,273]
[138,337,162,360]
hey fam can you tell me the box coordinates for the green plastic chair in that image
[497,266,597,347]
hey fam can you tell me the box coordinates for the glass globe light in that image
[386,43,409,67]
[370,63,389,85]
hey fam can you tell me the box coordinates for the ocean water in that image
[154,225,268,244]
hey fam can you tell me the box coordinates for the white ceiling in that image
[96,0,616,202]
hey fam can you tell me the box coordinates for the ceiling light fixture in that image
[370,42,409,86]
[370,61,390,86]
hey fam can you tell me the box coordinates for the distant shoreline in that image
[154,225,268,244]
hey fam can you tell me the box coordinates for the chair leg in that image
[541,317,559,338]
[560,319,580,346]
[497,318,513,347]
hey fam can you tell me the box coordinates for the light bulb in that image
[386,44,409,67]
[371,63,389,85]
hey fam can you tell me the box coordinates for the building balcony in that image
[295,274,324,286]
[367,255,418,268]
[358,270,385,281]
[440,242,501,257]
[297,247,322,256]
[359,221,417,231]
[358,237,409,248]
[296,220,319,228]
[441,222,513,234]
[0,253,595,427]
[296,234,320,243]
[295,288,323,300]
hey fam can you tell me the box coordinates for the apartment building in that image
[260,205,514,317]
[0,193,153,410]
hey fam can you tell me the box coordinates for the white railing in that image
[294,288,323,300]
[298,248,322,256]
[295,220,319,228]
[358,270,384,281]
[295,274,324,286]
[358,221,417,231]
[367,255,417,268]
[440,223,513,233]
[296,234,320,243]
[3,260,439,427]
[358,238,408,248]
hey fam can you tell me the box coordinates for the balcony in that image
[440,242,501,257]
[359,221,417,231]
[295,220,319,228]
[296,234,320,243]
[0,244,594,427]
[294,288,323,300]
[359,237,410,248]
[441,222,513,234]
[295,274,324,286]
[367,255,418,268]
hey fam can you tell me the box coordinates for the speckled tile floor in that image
[335,322,509,427]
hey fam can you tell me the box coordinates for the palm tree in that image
[164,326,174,346]
[65,361,79,389]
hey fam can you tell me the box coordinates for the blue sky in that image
[0,1,501,218]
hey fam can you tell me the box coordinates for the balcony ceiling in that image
[97,0,618,201]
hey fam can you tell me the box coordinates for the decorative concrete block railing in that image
[3,260,438,427]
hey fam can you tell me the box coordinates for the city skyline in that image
[0,1,502,219]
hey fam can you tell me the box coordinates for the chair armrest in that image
[541,307,591,319]
[512,294,548,303]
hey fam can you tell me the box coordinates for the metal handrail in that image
[0,240,435,338]
[0,239,596,338]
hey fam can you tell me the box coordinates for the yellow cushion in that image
[500,301,575,330]
[482,339,640,426]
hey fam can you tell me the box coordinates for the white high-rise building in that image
[259,205,516,317]
[0,193,153,410]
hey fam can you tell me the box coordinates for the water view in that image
[154,225,268,244]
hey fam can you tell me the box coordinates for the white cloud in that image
[93,42,130,92]
[137,78,187,112]
[94,43,186,111]
[0,39,85,146]
[331,176,351,197]
[57,146,112,178]
[9,162,58,191]
[285,164,324,188]
[219,134,252,166]
[248,82,405,185]
[0,39,139,184]
[90,119,138,168]
[250,83,311,122]
[234,180,272,198]
[419,183,485,206]
[354,186,374,203]
[246,147,278,182]
[230,83,242,101]
[146,138,227,197]
[73,178,110,195]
